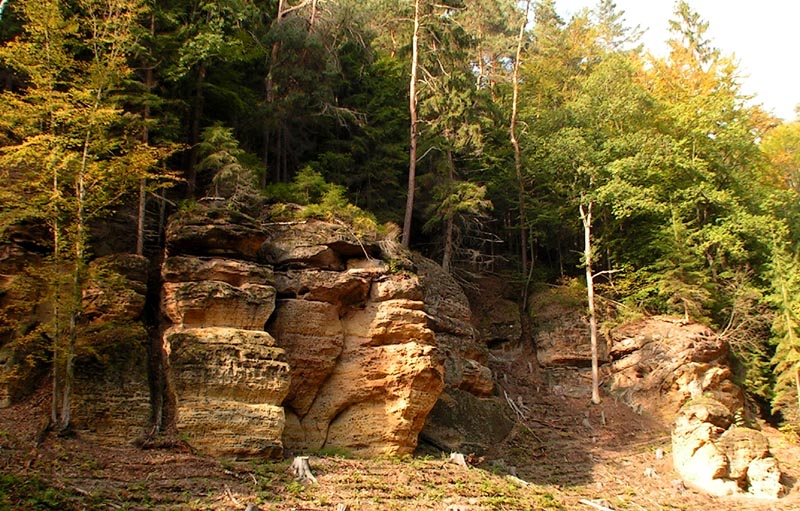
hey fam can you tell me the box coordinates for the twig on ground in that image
[579,499,615,511]
[223,484,240,507]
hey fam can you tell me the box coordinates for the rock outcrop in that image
[530,284,607,367]
[162,204,446,457]
[605,317,743,423]
[162,219,291,457]
[672,397,783,499]
[271,267,444,456]
[415,257,514,455]
[0,228,49,407]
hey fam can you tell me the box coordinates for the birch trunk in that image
[580,202,601,405]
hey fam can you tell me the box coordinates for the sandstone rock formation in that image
[672,397,783,499]
[166,327,289,457]
[414,257,514,455]
[161,239,291,456]
[530,284,608,367]
[162,204,446,457]
[270,259,444,456]
[606,317,743,423]
[0,228,48,407]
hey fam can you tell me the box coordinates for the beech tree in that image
[0,0,169,431]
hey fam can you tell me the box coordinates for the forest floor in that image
[2,373,800,511]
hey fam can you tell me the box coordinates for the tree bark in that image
[402,0,421,248]
[186,64,206,197]
[580,201,601,405]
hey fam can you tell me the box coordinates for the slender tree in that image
[0,0,169,431]
[510,0,531,274]
[401,0,421,247]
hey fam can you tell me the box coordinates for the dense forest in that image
[1,0,799,429]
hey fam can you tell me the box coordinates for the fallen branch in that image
[579,499,614,511]
[223,484,241,507]
[506,475,530,487]
[503,390,528,421]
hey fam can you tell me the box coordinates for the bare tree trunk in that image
[51,155,60,428]
[402,0,421,248]
[186,64,206,197]
[580,201,601,405]
[442,150,455,272]
[136,14,155,256]
[795,368,800,419]
[510,0,531,275]
[309,0,318,30]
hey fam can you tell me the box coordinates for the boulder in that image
[166,205,269,261]
[420,389,514,455]
[672,397,784,499]
[261,220,380,270]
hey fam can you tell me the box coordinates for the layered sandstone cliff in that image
[161,203,446,457]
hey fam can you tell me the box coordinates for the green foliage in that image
[768,244,800,423]
[0,473,80,510]
[0,0,796,428]
[267,167,381,236]
[196,124,260,208]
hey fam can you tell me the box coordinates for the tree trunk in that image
[442,150,455,273]
[186,64,206,197]
[580,201,601,405]
[402,0,421,248]
[51,152,60,428]
[795,367,800,419]
[510,0,531,275]
[136,15,155,256]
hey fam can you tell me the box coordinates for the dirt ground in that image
[2,369,800,510]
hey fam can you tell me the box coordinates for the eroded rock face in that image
[672,398,783,499]
[167,327,290,456]
[161,231,289,456]
[606,317,743,422]
[413,256,512,454]
[530,285,607,367]
[261,221,380,270]
[271,266,444,456]
[163,205,446,457]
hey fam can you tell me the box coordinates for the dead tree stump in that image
[290,456,318,484]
